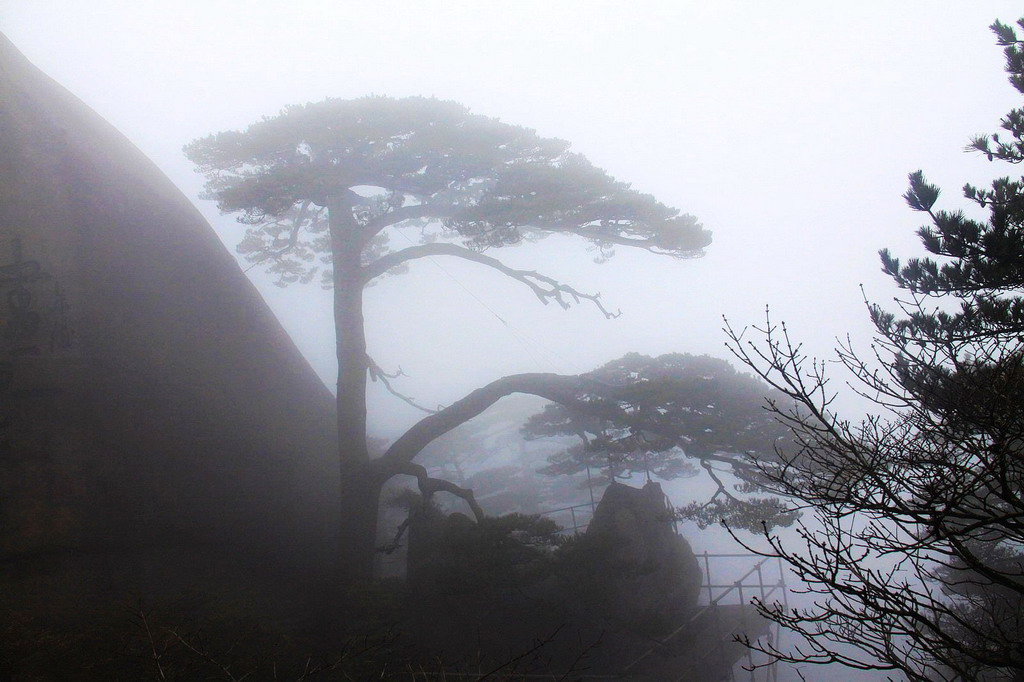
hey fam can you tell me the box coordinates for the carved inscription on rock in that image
[0,238,75,448]
[1,238,51,356]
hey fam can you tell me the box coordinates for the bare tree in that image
[722,18,1024,682]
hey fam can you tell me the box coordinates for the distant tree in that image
[523,353,798,532]
[395,354,799,539]
[185,97,711,586]
[724,19,1024,681]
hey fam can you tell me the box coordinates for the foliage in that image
[187,96,711,584]
[410,506,687,637]
[523,353,797,530]
[0,599,399,681]
[186,96,710,288]
[724,18,1024,682]
[675,493,799,534]
[416,512,562,596]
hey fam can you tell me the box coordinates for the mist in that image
[3,2,1023,680]
[6,3,1019,431]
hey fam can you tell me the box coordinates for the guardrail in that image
[619,553,787,681]
[535,500,596,535]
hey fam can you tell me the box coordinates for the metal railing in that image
[620,552,787,681]
[697,553,788,682]
[532,491,787,680]
[536,500,596,536]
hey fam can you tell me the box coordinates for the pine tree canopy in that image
[185,96,710,288]
[878,20,1024,343]
[524,350,786,489]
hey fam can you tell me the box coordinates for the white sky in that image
[3,2,1022,440]
[7,8,1020,677]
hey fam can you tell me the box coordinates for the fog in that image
[6,2,1019,432]
[4,2,1021,679]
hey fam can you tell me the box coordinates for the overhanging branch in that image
[376,373,593,473]
[398,461,485,522]
[375,372,753,482]
[362,243,621,318]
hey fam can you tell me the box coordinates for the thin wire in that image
[390,227,584,373]
[241,218,586,373]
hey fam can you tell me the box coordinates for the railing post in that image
[778,557,789,611]
[756,561,769,682]
[703,551,713,604]
[585,464,596,513]
[756,562,766,602]
[735,580,756,682]
[570,505,578,536]
[775,557,789,682]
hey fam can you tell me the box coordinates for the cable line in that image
[390,227,583,373]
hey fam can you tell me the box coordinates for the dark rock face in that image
[0,31,338,607]
[584,481,702,626]
[400,483,706,674]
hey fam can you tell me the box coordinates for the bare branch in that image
[164,629,249,682]
[376,516,412,555]
[366,354,438,414]
[397,461,485,522]
[362,243,621,318]
[138,608,167,681]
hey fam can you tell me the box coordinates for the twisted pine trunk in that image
[329,196,380,587]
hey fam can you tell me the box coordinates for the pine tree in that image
[523,353,797,532]
[186,97,710,585]
[725,18,1024,681]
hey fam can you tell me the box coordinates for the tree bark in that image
[336,462,383,586]
[329,194,378,585]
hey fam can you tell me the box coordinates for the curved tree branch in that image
[377,373,592,473]
[397,461,485,522]
[376,371,758,482]
[362,243,621,318]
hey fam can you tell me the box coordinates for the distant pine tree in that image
[523,352,798,531]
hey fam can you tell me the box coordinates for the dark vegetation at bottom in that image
[0,579,638,681]
[0,496,729,681]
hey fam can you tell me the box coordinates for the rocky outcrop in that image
[582,481,702,627]
[0,31,338,606]
[400,482,706,673]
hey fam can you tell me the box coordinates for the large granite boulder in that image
[399,483,705,671]
[580,481,702,627]
[0,30,339,612]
